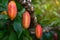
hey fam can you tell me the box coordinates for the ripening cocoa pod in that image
[36,24,42,39]
[54,32,58,40]
[8,1,17,20]
[22,11,30,29]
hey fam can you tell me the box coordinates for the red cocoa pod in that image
[22,11,30,29]
[36,24,42,39]
[8,1,17,20]
[54,32,58,40]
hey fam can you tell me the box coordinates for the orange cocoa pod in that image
[36,24,42,39]
[22,11,30,29]
[8,1,17,20]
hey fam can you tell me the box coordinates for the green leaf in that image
[0,14,8,20]
[22,30,32,40]
[2,0,8,7]
[13,21,23,38]
[20,33,32,40]
[2,35,8,40]
[0,19,8,28]
[53,11,60,17]
[15,0,24,11]
[0,31,4,39]
[0,0,8,11]
[14,8,25,22]
[8,32,18,40]
[23,36,29,40]
[18,8,25,18]
[19,29,32,40]
[0,30,8,40]
[0,7,6,11]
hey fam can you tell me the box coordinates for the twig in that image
[29,26,60,34]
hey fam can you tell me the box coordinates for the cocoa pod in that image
[22,11,30,29]
[36,24,42,39]
[8,1,17,20]
[54,32,58,40]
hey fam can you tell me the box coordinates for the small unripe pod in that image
[22,11,30,29]
[36,24,42,39]
[8,1,17,20]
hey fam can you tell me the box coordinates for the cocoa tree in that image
[0,0,60,40]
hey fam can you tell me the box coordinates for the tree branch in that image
[29,26,60,34]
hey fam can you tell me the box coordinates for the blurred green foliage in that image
[33,0,60,27]
[0,0,60,40]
